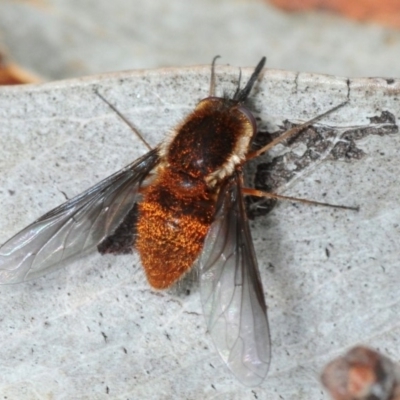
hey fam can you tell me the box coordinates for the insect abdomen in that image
[136,169,216,289]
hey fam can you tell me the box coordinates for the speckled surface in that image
[0,66,399,399]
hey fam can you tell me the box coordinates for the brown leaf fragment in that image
[322,346,400,400]
[269,0,400,29]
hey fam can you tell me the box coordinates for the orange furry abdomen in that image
[136,169,216,289]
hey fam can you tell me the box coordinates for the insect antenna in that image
[94,90,152,151]
[233,57,266,103]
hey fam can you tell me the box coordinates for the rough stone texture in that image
[0,66,399,399]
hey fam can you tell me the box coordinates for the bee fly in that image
[0,58,352,386]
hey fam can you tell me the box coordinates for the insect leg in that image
[247,101,348,161]
[209,55,221,96]
[242,188,359,211]
[94,90,152,150]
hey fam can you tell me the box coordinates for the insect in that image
[0,58,349,386]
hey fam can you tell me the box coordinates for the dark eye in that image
[238,106,257,135]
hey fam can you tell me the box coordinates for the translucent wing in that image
[0,149,159,284]
[199,172,271,386]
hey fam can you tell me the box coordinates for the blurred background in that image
[0,0,400,82]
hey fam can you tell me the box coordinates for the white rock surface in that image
[0,65,399,399]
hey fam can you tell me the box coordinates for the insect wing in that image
[199,173,271,386]
[0,149,159,284]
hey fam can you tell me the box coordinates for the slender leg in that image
[243,187,359,211]
[209,55,221,97]
[247,101,348,161]
[94,90,152,151]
